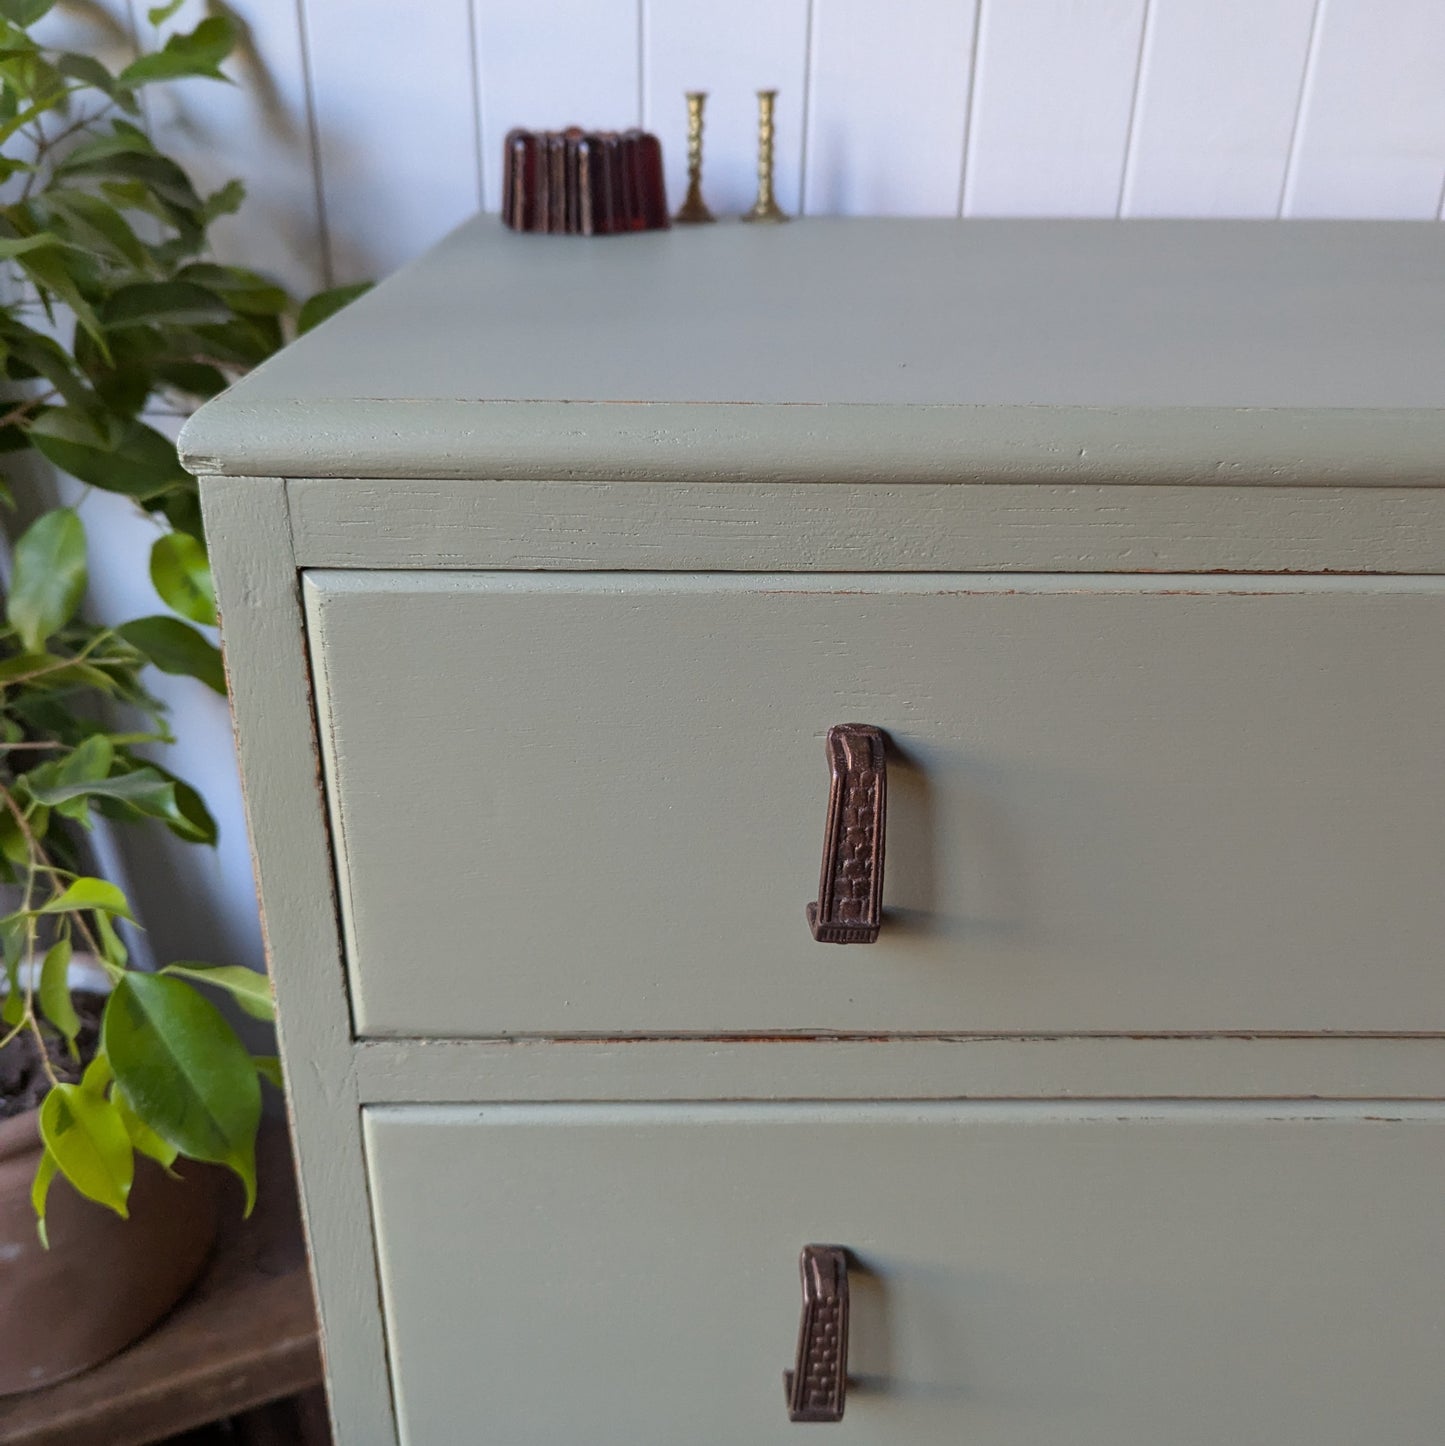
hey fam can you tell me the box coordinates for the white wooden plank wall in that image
[805,0,978,215]
[1283,0,1445,220]
[1121,0,1317,218]
[137,0,1445,288]
[964,0,1147,216]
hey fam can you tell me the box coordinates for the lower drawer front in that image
[364,1103,1445,1445]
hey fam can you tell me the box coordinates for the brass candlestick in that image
[742,88,789,223]
[674,91,716,224]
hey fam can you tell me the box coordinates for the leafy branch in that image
[1,0,368,1238]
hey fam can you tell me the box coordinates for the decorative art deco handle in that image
[784,1245,851,1423]
[806,724,888,944]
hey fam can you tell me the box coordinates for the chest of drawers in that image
[183,217,1445,1446]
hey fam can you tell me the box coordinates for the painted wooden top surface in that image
[180,215,1445,484]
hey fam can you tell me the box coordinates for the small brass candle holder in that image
[674,91,716,224]
[742,88,790,224]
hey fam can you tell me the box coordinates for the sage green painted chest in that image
[183,217,1445,1445]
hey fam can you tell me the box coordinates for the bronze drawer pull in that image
[806,724,887,944]
[784,1245,850,1423]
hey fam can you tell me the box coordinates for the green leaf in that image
[1,916,24,1026]
[149,531,215,626]
[54,51,116,96]
[143,762,217,845]
[117,15,235,86]
[0,805,27,868]
[6,508,87,651]
[153,360,227,400]
[80,1055,113,1096]
[200,177,244,223]
[14,244,108,354]
[0,315,92,407]
[74,324,164,419]
[103,972,260,1211]
[114,1089,178,1169]
[38,937,79,1045]
[175,311,279,367]
[117,615,225,694]
[101,281,231,330]
[161,962,273,1021]
[39,1081,134,1217]
[0,650,118,696]
[37,191,148,268]
[29,411,190,499]
[253,1055,283,1090]
[25,733,113,794]
[28,766,208,838]
[58,148,205,223]
[177,261,285,315]
[0,0,56,27]
[2,915,25,974]
[159,487,206,542]
[297,281,372,337]
[39,876,135,922]
[31,1148,57,1248]
[0,651,52,685]
[56,125,156,171]
[146,0,186,24]
[94,909,127,969]
[0,233,71,260]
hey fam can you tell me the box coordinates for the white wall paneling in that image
[300,0,480,282]
[803,0,981,215]
[474,0,640,214]
[963,0,1147,217]
[145,0,327,295]
[1121,0,1317,218]
[1283,0,1445,219]
[643,0,810,219]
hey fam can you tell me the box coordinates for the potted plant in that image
[0,0,363,1391]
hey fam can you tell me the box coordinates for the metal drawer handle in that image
[784,1245,850,1423]
[806,724,887,944]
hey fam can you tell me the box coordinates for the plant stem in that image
[0,389,58,432]
[0,629,120,687]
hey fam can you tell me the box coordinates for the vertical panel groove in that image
[467,0,485,209]
[1435,166,1445,221]
[294,0,336,287]
[954,0,986,218]
[1115,0,1155,217]
[1276,0,1326,218]
[798,0,816,215]
[637,0,647,126]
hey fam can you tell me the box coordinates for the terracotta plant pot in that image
[0,1108,222,1395]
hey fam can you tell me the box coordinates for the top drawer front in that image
[304,573,1445,1038]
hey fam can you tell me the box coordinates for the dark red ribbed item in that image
[502,127,669,235]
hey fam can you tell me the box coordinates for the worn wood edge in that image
[179,402,1445,487]
[362,1099,1445,1124]
[352,1036,1445,1105]
[286,478,1445,574]
[2,1332,322,1446]
[200,475,397,1446]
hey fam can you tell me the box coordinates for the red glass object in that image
[502,128,669,236]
